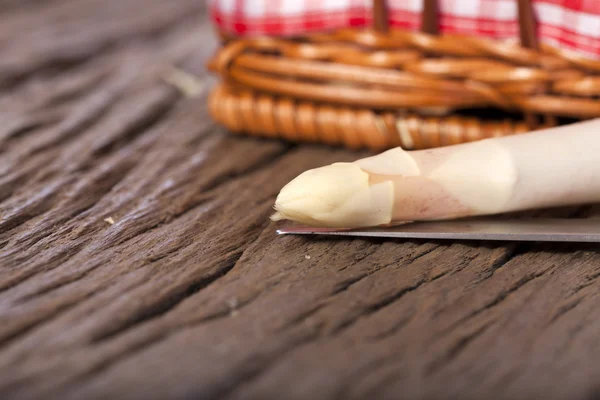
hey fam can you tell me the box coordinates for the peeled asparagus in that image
[271,118,600,228]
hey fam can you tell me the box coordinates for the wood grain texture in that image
[2,1,600,399]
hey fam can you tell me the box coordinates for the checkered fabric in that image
[209,0,600,59]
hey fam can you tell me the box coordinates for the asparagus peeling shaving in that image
[271,119,600,228]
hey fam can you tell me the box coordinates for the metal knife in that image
[277,218,600,243]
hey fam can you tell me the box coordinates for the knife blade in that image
[276,218,600,242]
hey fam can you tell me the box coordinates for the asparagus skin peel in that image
[271,119,600,228]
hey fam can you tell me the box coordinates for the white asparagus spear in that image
[271,118,600,228]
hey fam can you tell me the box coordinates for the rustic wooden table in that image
[3,1,600,399]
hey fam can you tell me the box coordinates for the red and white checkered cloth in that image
[209,0,600,59]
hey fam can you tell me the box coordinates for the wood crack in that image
[468,244,524,286]
[200,144,295,195]
[0,288,98,348]
[546,297,584,327]
[328,277,429,336]
[329,274,370,296]
[88,89,178,159]
[4,150,143,257]
[1,142,287,304]
[217,332,322,400]
[91,251,244,343]
[429,269,548,346]
[426,321,494,375]
[39,225,288,395]
[367,313,415,342]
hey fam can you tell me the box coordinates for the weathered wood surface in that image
[3,1,600,399]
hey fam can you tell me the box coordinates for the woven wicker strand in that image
[207,0,600,150]
[209,84,539,150]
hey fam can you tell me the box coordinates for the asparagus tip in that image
[270,163,394,228]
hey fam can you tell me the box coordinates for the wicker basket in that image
[207,0,600,150]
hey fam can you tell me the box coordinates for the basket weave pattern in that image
[208,0,600,150]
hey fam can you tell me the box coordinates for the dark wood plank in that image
[2,1,600,400]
